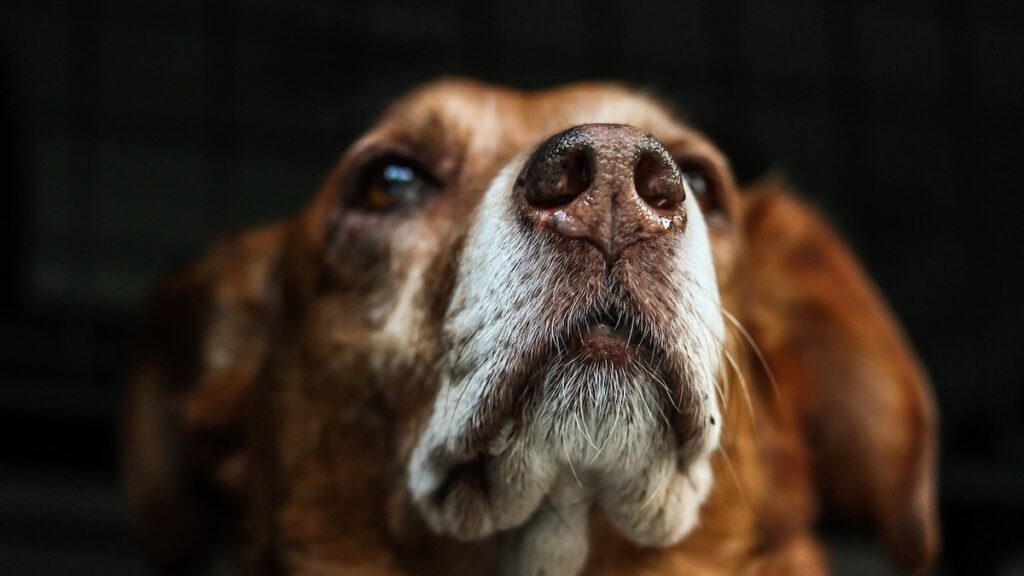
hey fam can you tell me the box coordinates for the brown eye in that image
[678,162,721,215]
[683,170,707,197]
[353,157,437,212]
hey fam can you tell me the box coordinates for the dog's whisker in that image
[575,410,599,452]
[685,278,782,409]
[638,466,668,511]
[563,431,585,493]
[722,347,759,443]
[717,441,753,513]
[720,308,782,405]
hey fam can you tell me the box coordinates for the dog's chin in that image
[408,334,719,553]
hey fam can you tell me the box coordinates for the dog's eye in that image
[683,171,708,198]
[352,157,438,212]
[679,163,722,215]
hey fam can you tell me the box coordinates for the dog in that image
[123,79,939,575]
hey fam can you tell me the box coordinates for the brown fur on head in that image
[123,79,939,575]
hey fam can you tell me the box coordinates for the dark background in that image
[1,1,1022,574]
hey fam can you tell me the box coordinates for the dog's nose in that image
[515,124,686,261]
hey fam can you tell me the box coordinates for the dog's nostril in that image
[562,151,592,202]
[634,151,684,212]
[524,149,593,209]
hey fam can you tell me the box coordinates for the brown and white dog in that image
[123,79,939,575]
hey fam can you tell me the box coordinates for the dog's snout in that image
[515,124,686,261]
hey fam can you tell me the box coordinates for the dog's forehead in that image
[378,79,693,156]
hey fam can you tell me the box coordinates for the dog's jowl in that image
[124,80,939,576]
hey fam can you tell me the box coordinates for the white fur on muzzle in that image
[408,157,725,576]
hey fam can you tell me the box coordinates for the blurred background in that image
[1,1,1021,574]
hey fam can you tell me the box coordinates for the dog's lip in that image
[455,310,665,459]
[582,312,628,339]
[568,310,646,351]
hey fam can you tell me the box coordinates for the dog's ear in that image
[739,179,939,573]
[122,223,285,573]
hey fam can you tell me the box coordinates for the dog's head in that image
[125,80,938,575]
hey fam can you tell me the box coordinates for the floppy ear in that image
[122,224,285,574]
[740,179,939,573]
